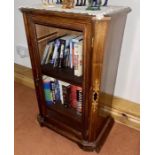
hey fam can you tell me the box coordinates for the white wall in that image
[109,0,140,103]
[14,0,39,67]
[14,0,140,103]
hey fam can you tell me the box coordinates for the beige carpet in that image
[15,82,140,155]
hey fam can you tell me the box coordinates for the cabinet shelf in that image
[41,63,83,87]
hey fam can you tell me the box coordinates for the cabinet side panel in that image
[100,14,128,107]
[88,19,110,141]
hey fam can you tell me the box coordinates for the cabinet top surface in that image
[20,4,131,19]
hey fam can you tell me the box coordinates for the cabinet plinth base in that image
[79,116,114,152]
[37,114,114,152]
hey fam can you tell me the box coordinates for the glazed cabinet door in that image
[22,11,93,141]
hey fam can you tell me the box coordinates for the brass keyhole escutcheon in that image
[94,92,98,101]
[92,79,100,112]
[93,91,99,103]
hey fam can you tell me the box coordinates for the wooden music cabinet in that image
[21,5,131,152]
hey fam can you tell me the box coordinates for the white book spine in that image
[74,41,83,76]
[52,45,57,62]
[77,51,82,77]
[45,42,54,64]
[59,81,64,104]
[70,41,73,68]
[41,44,50,64]
[52,41,59,66]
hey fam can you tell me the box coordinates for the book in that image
[41,44,50,64]
[50,81,56,103]
[61,81,71,107]
[54,80,61,103]
[70,35,83,69]
[69,40,74,68]
[66,48,70,67]
[62,85,71,108]
[70,85,77,109]
[59,34,78,68]
[59,81,64,104]
[54,39,61,67]
[50,39,60,66]
[76,87,82,114]
[58,40,65,68]
[74,40,83,76]
[49,77,55,103]
[45,41,54,64]
[42,75,53,105]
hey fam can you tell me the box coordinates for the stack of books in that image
[43,75,83,114]
[41,34,83,77]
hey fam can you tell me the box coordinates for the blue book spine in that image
[43,82,52,106]
[50,39,60,65]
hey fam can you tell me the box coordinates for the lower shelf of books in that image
[42,75,83,123]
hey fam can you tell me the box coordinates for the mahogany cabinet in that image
[21,5,131,152]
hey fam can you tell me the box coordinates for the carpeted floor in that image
[15,82,140,155]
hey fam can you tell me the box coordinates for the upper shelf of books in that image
[36,24,83,86]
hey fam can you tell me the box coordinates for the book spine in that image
[50,82,53,103]
[66,48,70,67]
[51,39,60,66]
[70,85,77,109]
[77,50,82,76]
[54,40,61,67]
[64,48,70,67]
[41,44,50,64]
[76,87,82,114]
[62,85,71,108]
[54,80,61,103]
[72,42,75,69]
[59,81,64,104]
[74,42,83,76]
[69,41,73,68]
[50,81,56,104]
[59,39,66,68]
[43,80,52,106]
[45,42,54,64]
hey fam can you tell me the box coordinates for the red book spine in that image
[70,85,77,108]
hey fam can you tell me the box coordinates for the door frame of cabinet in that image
[22,10,94,138]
